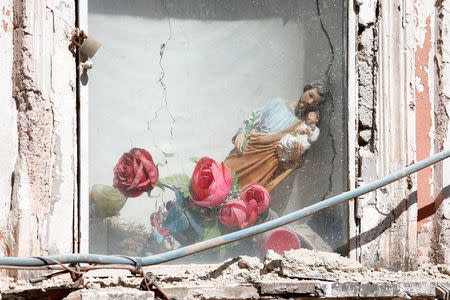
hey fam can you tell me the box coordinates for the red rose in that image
[113,148,158,197]
[219,199,258,229]
[240,183,270,215]
[191,157,232,208]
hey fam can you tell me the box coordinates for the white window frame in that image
[78,0,90,253]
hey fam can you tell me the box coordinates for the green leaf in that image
[201,221,222,241]
[184,209,204,237]
[241,112,259,153]
[154,181,163,189]
[228,172,241,198]
[219,240,240,259]
[163,205,189,235]
[189,157,201,164]
[232,172,238,186]
[159,174,191,198]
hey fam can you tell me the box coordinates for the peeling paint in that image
[414,0,450,265]
[415,14,433,231]
[2,0,76,277]
[0,5,11,36]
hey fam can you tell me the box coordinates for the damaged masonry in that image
[1,250,450,299]
[1,0,450,299]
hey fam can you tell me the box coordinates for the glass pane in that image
[88,0,348,261]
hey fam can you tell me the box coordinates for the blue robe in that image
[235,98,299,138]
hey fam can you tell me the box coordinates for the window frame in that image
[77,0,358,256]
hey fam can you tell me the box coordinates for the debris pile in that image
[1,249,449,299]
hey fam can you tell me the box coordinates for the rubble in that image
[1,249,449,299]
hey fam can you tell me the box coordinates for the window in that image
[86,0,348,261]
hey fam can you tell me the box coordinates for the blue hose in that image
[1,149,449,267]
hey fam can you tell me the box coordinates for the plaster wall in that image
[413,0,450,265]
[432,0,450,265]
[415,0,438,265]
[354,0,418,270]
[353,0,450,269]
[0,0,77,277]
[0,0,18,258]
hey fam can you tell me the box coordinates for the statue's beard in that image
[295,103,306,119]
[295,103,316,119]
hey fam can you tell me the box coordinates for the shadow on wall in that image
[349,191,418,251]
[418,184,450,222]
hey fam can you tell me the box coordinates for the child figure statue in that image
[276,111,320,166]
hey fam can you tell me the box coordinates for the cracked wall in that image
[354,0,380,267]
[354,0,450,269]
[413,0,450,265]
[0,0,77,277]
[354,0,418,270]
[432,0,450,265]
[0,0,18,265]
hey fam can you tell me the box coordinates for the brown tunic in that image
[224,120,304,193]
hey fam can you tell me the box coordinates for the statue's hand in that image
[235,132,245,154]
[291,141,305,164]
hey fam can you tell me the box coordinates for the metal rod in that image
[1,149,449,267]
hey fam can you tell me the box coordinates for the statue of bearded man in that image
[224,80,326,193]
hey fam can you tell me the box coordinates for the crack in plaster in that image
[314,0,338,202]
[150,0,176,141]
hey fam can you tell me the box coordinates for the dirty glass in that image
[88,0,348,261]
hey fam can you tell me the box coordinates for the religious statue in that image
[224,81,326,193]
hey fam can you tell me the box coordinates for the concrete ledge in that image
[163,284,259,300]
[259,280,317,295]
[2,280,448,299]
[64,289,154,300]
[316,281,446,298]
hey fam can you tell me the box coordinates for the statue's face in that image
[298,88,323,110]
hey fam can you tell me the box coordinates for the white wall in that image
[0,0,18,258]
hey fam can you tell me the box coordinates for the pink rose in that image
[191,157,232,208]
[219,199,258,229]
[258,229,301,255]
[113,148,158,197]
[240,183,270,214]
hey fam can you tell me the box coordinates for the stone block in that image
[185,285,259,300]
[357,0,378,26]
[259,280,316,295]
[359,105,373,128]
[359,282,400,298]
[317,282,360,298]
[64,289,154,300]
[359,129,372,144]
